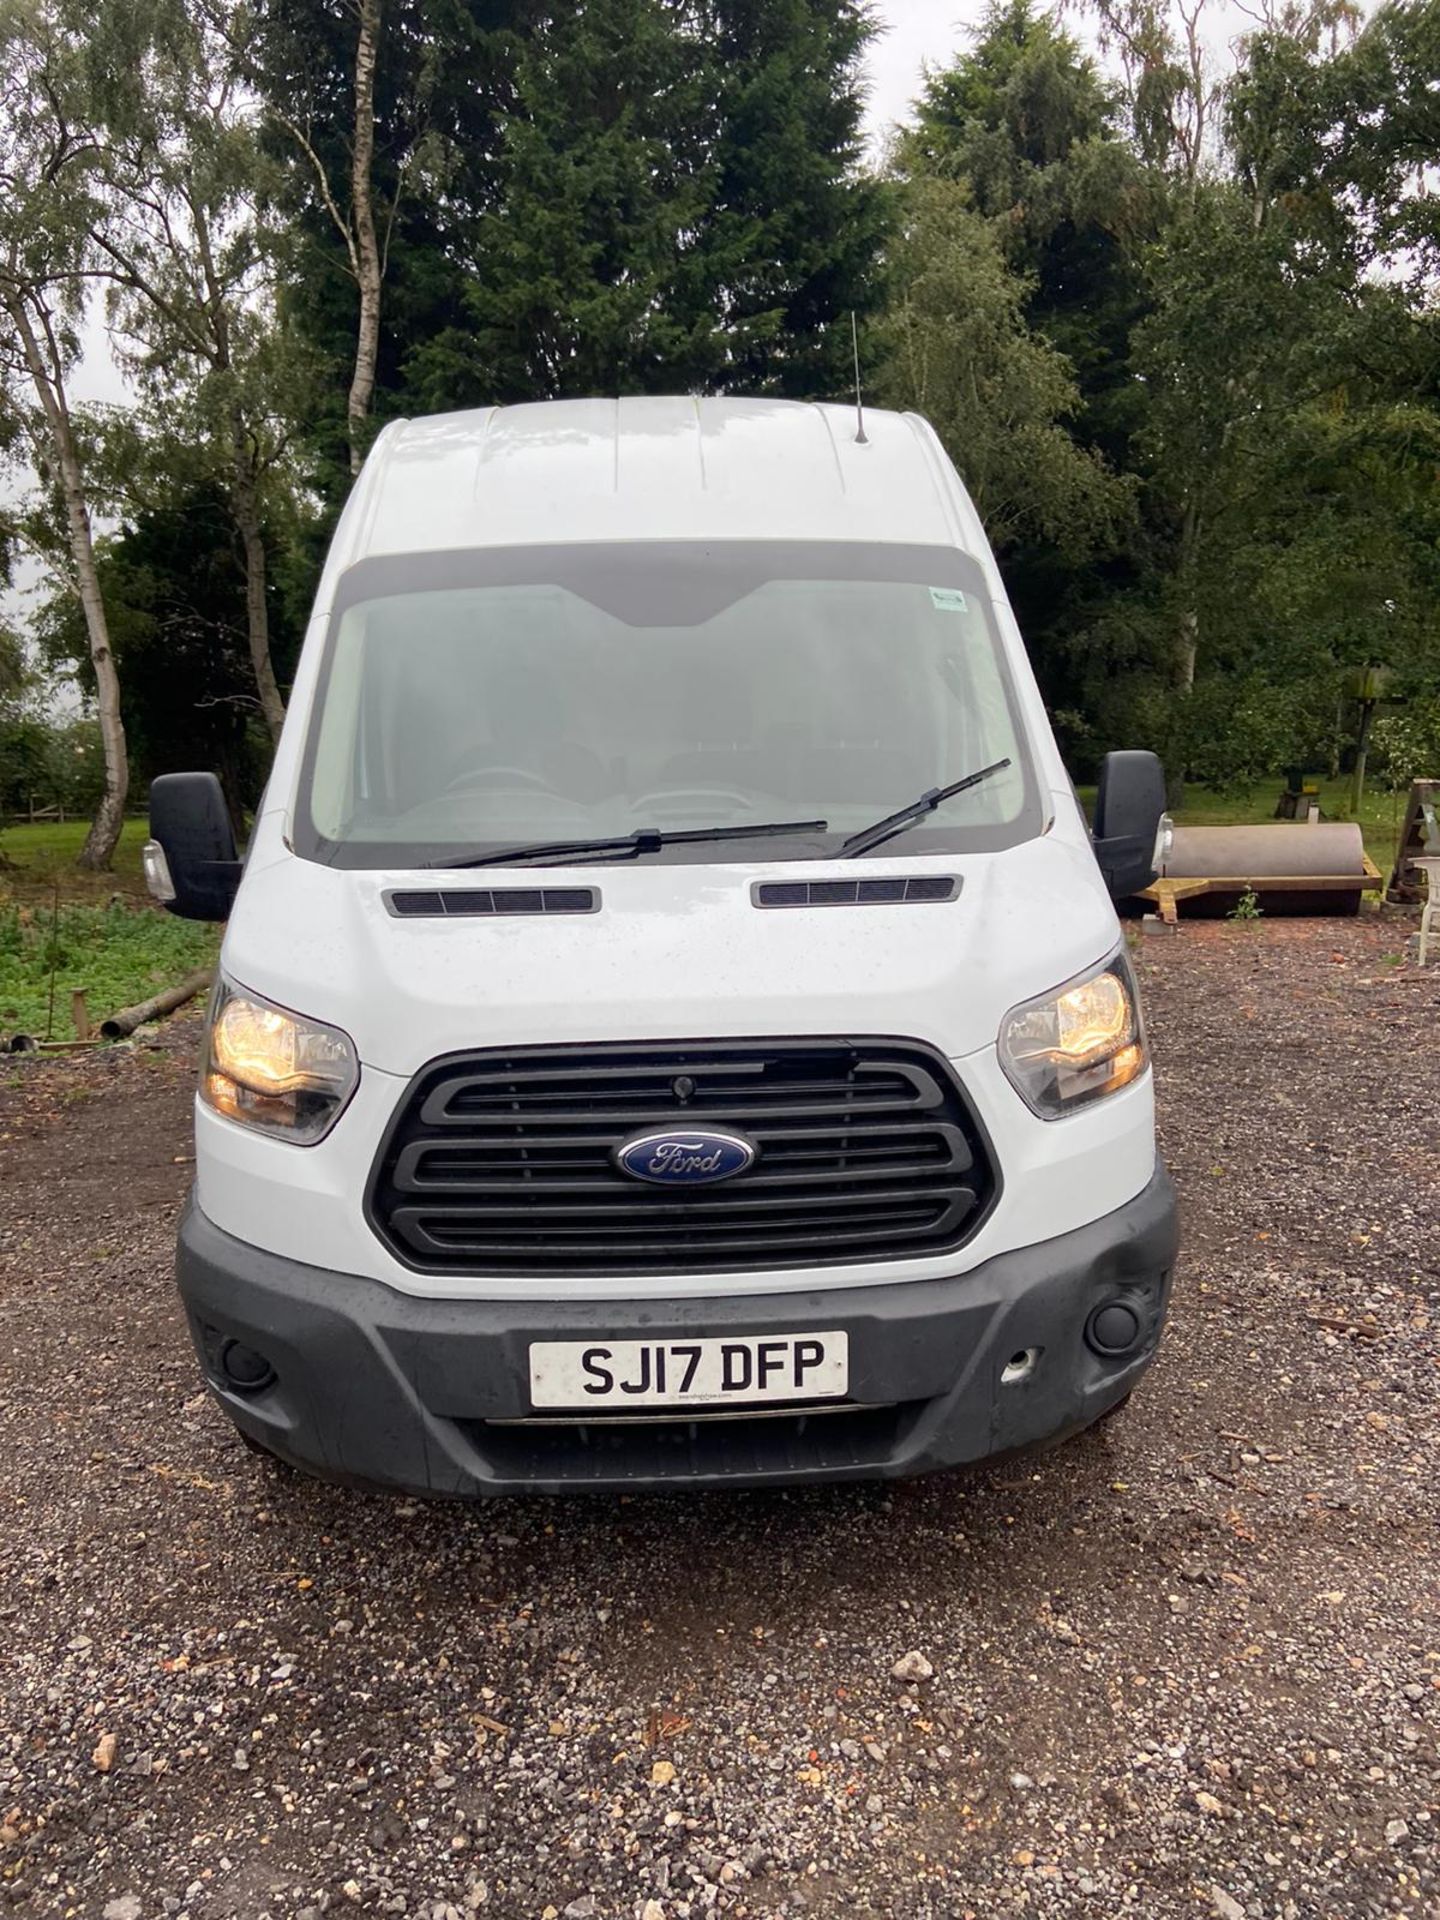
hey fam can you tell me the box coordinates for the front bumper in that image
[176,1165,1178,1496]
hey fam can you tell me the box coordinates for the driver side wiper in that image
[426,817,829,869]
[840,760,1012,859]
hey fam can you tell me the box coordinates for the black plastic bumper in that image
[176,1166,1178,1496]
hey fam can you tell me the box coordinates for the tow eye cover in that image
[615,1129,757,1186]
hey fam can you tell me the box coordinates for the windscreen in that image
[296,542,1043,867]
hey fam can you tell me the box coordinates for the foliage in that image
[0,896,216,1038]
[901,0,1440,788]
[0,710,105,820]
[262,0,884,498]
[32,483,300,823]
[1174,676,1334,792]
[873,173,1132,553]
[1371,705,1440,793]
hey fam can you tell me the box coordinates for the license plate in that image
[528,1332,848,1411]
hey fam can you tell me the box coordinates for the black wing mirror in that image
[146,773,242,922]
[1092,751,1168,901]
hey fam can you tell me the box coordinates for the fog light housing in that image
[1086,1301,1142,1357]
[219,1339,276,1393]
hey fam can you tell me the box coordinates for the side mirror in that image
[1092,750,1168,901]
[146,773,242,922]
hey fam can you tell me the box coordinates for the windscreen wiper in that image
[840,759,1012,859]
[427,818,829,869]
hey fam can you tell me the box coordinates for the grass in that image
[0,820,216,1042]
[1078,778,1406,883]
[0,817,153,903]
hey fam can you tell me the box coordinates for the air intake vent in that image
[387,888,599,918]
[752,877,959,909]
[368,1037,995,1277]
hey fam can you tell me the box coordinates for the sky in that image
[866,0,973,147]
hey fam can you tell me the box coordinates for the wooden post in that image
[70,989,90,1042]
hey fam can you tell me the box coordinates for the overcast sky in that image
[867,0,975,147]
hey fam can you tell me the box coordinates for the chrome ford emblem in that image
[614,1128,757,1186]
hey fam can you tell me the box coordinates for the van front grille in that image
[367,1038,994,1276]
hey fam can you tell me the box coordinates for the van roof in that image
[346,396,983,563]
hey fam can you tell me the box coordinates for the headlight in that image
[998,951,1147,1118]
[200,980,358,1143]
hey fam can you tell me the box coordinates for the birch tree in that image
[247,0,389,476]
[0,0,129,868]
[95,4,305,741]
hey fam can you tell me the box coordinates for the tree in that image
[93,0,309,741]
[1083,0,1223,189]
[246,0,514,487]
[885,3,1148,747]
[679,0,885,395]
[903,1,1156,472]
[264,0,885,446]
[246,0,388,475]
[35,484,299,828]
[0,0,130,868]
[873,174,1131,554]
[439,0,714,400]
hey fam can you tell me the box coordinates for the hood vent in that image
[387,887,599,918]
[752,876,959,909]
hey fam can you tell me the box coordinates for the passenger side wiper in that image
[427,818,829,869]
[840,760,1012,859]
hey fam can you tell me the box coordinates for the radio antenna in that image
[851,310,868,445]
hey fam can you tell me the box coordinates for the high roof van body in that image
[148,397,1178,1494]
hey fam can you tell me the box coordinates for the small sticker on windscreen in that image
[929,586,968,613]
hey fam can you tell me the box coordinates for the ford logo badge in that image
[614,1128,757,1186]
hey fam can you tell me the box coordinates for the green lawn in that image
[0,819,217,1042]
[1079,778,1404,883]
[0,817,153,901]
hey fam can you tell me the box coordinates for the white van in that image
[147,397,1178,1495]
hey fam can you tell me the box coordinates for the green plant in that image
[1227,886,1263,922]
[0,899,217,1039]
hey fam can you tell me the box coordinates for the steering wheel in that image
[442,765,561,795]
[626,787,761,816]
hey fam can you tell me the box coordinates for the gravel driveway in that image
[2,917,1436,1920]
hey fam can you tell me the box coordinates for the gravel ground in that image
[2,915,1437,1920]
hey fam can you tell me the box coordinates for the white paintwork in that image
[198,397,1157,1303]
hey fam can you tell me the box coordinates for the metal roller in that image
[1149,821,1373,917]
[1163,822,1367,880]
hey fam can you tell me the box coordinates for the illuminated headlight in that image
[200,980,358,1144]
[998,952,1147,1118]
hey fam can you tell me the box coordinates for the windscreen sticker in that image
[929,586,968,613]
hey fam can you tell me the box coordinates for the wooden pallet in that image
[1138,854,1383,925]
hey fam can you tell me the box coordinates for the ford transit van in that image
[147,396,1178,1495]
